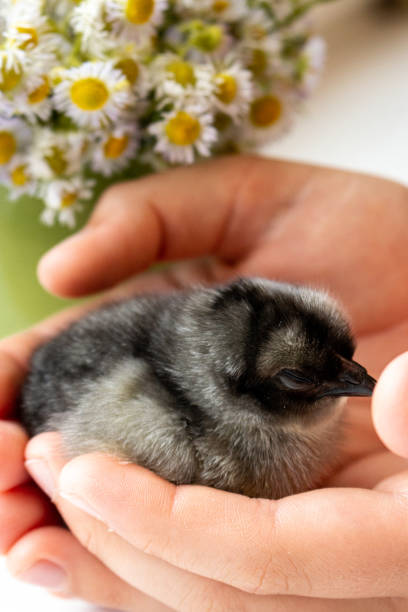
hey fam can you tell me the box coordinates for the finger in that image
[372,351,408,458]
[56,453,408,600]
[6,526,171,612]
[0,484,58,554]
[24,441,389,612]
[29,437,408,609]
[0,421,30,491]
[37,156,309,297]
[12,503,384,612]
[329,450,408,488]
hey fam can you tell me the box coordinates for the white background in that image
[1,1,407,611]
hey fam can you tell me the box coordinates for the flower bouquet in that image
[0,0,329,228]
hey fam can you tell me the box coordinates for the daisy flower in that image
[3,154,36,199]
[0,0,326,226]
[295,36,326,95]
[240,9,272,44]
[29,128,88,180]
[0,50,26,95]
[186,21,233,61]
[106,0,168,43]
[0,117,31,168]
[71,0,117,59]
[13,74,52,122]
[113,43,152,98]
[149,107,218,164]
[212,58,253,121]
[53,62,133,129]
[151,53,213,105]
[41,176,95,228]
[0,9,65,107]
[5,10,66,72]
[240,85,295,147]
[91,123,140,176]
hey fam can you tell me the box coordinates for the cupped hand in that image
[0,155,407,609]
[9,351,408,612]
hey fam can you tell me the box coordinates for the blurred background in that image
[0,0,407,610]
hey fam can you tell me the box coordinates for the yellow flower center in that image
[250,95,282,128]
[28,76,50,104]
[0,131,17,164]
[165,111,201,146]
[45,147,67,175]
[166,60,196,87]
[17,26,38,49]
[11,164,28,186]
[248,49,267,77]
[104,134,129,159]
[212,0,229,12]
[216,74,237,104]
[70,78,109,111]
[115,58,140,84]
[61,191,77,208]
[125,0,154,24]
[0,64,22,92]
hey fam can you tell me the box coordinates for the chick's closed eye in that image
[275,369,316,391]
[18,278,376,500]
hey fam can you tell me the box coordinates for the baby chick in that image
[18,278,375,499]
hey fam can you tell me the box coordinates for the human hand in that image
[9,350,408,612]
[1,155,407,608]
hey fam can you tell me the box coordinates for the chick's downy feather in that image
[18,278,375,499]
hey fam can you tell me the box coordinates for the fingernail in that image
[18,560,68,592]
[59,491,105,523]
[25,459,57,501]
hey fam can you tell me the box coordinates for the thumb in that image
[36,156,307,298]
[372,351,408,458]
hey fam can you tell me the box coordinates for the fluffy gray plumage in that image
[18,278,375,499]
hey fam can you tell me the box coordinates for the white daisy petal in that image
[41,175,95,227]
[53,61,134,129]
[0,117,32,168]
[212,57,253,121]
[240,85,296,148]
[151,53,214,106]
[29,128,89,180]
[91,123,140,176]
[149,107,218,165]
[71,0,117,59]
[2,154,37,200]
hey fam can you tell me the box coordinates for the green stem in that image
[272,0,338,32]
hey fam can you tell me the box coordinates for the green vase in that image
[0,163,151,339]
[0,189,87,339]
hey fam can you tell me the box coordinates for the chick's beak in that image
[317,356,376,399]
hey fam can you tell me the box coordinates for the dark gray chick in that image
[18,278,375,499]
